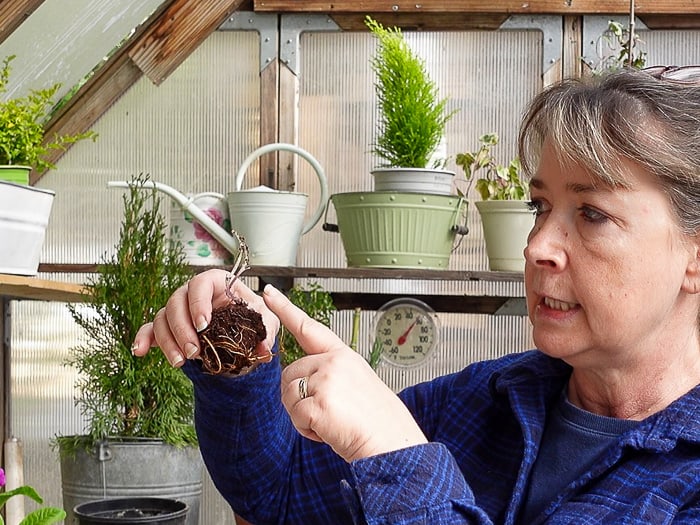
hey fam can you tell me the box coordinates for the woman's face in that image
[524,141,699,369]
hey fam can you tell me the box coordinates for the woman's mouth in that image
[542,296,578,311]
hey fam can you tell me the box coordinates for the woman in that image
[133,67,700,524]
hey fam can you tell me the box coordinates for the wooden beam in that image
[640,14,700,29]
[0,274,85,302]
[31,53,144,185]
[0,0,45,44]
[129,0,247,86]
[254,1,700,15]
[329,13,509,31]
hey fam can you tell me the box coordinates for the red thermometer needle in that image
[397,321,417,345]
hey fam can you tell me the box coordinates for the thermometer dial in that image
[372,298,440,368]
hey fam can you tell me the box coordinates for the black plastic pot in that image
[73,497,188,525]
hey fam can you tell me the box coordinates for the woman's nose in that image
[524,218,568,270]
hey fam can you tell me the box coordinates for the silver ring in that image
[298,376,309,400]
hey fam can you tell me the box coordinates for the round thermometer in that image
[372,298,440,367]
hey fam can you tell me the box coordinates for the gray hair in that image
[518,68,700,235]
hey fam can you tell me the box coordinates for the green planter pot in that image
[328,191,467,269]
[0,165,31,185]
[475,200,535,272]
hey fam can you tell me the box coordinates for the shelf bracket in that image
[220,11,280,73]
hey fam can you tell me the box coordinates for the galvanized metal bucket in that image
[59,439,202,525]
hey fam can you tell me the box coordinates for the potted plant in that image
[0,54,96,184]
[456,132,534,272]
[56,174,202,525]
[324,17,467,269]
[365,16,458,195]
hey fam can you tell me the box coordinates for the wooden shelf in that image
[38,263,524,282]
[33,264,526,314]
[0,274,85,302]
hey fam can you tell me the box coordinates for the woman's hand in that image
[263,284,428,463]
[132,269,279,367]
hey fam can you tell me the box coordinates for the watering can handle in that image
[235,143,329,235]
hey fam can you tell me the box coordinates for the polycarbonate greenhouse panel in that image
[0,0,166,102]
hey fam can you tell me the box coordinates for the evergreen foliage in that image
[366,16,456,169]
[63,174,196,451]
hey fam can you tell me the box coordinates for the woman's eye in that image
[579,206,608,223]
[525,199,547,216]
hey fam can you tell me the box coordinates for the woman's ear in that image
[682,240,700,294]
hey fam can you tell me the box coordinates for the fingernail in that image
[172,353,185,367]
[131,341,139,355]
[185,342,199,359]
[195,316,208,332]
[263,284,280,296]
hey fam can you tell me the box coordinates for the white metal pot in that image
[371,167,455,196]
[0,181,55,275]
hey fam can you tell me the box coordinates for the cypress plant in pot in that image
[324,17,467,269]
[57,174,201,525]
[366,16,457,195]
[456,133,534,272]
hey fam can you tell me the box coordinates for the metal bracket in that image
[581,15,648,69]
[500,15,563,77]
[280,14,341,76]
[494,297,528,316]
[220,12,279,73]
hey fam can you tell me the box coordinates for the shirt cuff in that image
[348,442,476,521]
[182,339,280,407]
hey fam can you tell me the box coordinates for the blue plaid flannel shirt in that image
[183,348,700,524]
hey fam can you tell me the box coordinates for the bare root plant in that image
[197,232,269,375]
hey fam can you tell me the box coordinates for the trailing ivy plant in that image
[0,55,96,173]
[366,16,457,169]
[455,133,528,201]
[59,174,196,454]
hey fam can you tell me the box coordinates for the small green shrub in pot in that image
[0,54,96,178]
[366,16,457,170]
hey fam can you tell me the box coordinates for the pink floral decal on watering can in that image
[169,193,233,265]
[187,206,233,262]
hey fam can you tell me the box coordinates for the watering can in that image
[107,143,329,267]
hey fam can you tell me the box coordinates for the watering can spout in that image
[106,180,239,255]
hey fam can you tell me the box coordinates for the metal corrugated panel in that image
[0,0,167,102]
